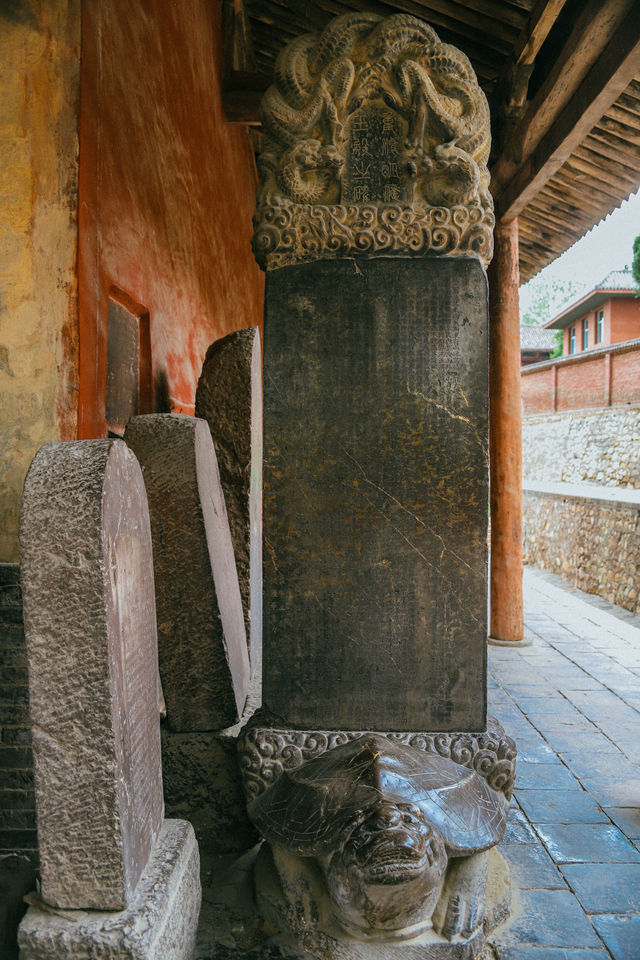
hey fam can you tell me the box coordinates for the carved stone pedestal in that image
[239,720,516,958]
[18,820,201,960]
[255,844,510,960]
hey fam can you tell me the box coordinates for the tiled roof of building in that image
[593,269,639,292]
[545,270,639,329]
[520,324,555,350]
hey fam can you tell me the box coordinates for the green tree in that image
[632,235,640,288]
[549,330,563,359]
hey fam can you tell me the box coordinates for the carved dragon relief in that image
[253,12,494,269]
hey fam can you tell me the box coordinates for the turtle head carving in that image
[247,733,509,938]
[324,797,448,936]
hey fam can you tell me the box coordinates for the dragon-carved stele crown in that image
[252,12,494,270]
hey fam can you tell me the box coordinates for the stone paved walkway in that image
[490,567,640,960]
[196,567,640,959]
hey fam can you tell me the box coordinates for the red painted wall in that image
[78,0,264,437]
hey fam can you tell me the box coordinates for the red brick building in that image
[545,269,640,357]
[522,271,640,414]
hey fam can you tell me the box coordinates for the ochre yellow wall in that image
[0,2,80,561]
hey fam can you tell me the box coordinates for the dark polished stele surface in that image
[262,257,488,731]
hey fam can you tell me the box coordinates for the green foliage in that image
[549,330,563,359]
[520,276,583,326]
[632,235,640,288]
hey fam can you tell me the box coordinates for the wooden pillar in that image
[488,219,524,643]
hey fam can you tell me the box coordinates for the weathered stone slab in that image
[195,328,262,672]
[125,414,250,731]
[262,257,488,732]
[19,440,164,910]
[18,819,201,960]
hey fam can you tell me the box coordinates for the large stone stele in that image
[125,414,250,731]
[195,327,263,674]
[19,440,164,910]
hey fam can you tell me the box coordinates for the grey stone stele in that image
[195,327,263,673]
[262,258,488,731]
[19,440,164,910]
[125,414,250,731]
[18,819,201,960]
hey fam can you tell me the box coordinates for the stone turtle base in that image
[18,820,200,960]
[255,844,511,960]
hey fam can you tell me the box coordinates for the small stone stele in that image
[125,414,250,731]
[19,440,164,910]
[195,327,263,672]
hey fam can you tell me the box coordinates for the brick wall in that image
[556,354,606,410]
[612,350,640,405]
[522,338,640,414]
[0,563,37,960]
[0,565,36,860]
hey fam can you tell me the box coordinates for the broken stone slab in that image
[195,327,262,672]
[18,819,201,960]
[19,440,164,910]
[125,414,250,731]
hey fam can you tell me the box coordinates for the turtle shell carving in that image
[249,733,509,858]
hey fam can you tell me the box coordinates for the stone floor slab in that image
[500,843,566,889]
[494,889,602,948]
[591,915,640,960]
[496,948,609,960]
[535,824,640,864]
[503,807,540,845]
[560,863,640,913]
[514,761,581,791]
[605,808,640,840]
[517,789,608,825]
[581,778,640,808]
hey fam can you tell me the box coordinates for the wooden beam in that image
[511,0,567,68]
[493,1,640,221]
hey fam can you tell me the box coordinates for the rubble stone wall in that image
[522,405,640,613]
[523,493,640,614]
[522,406,640,487]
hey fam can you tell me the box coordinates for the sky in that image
[519,187,640,320]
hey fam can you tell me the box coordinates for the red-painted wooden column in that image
[488,219,524,643]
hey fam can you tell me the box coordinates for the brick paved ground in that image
[490,567,640,960]
[196,567,640,959]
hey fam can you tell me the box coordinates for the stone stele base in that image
[18,820,201,960]
[256,843,511,960]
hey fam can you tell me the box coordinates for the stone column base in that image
[18,820,201,960]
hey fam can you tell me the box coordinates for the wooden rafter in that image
[492,0,640,221]
[493,0,567,131]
